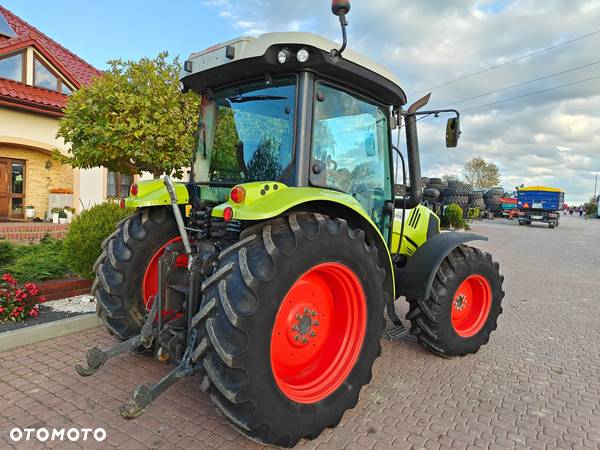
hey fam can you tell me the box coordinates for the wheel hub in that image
[454,294,467,311]
[287,304,319,347]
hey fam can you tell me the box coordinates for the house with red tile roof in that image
[0,6,132,220]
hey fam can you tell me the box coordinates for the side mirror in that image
[446,117,460,148]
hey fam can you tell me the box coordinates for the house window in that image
[0,51,24,82]
[107,172,132,198]
[33,56,74,94]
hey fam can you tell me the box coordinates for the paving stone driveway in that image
[1,215,600,449]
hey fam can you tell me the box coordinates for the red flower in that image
[0,307,4,313]
[39,297,47,303]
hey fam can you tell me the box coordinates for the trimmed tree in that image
[55,52,200,178]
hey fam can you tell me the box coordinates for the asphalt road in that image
[1,214,599,449]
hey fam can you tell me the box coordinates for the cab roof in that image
[181,32,407,106]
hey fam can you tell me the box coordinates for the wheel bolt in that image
[292,325,298,331]
[310,331,316,337]
[312,311,317,317]
[294,334,300,341]
[296,313,302,320]
[302,337,308,343]
[314,320,319,326]
[304,307,309,313]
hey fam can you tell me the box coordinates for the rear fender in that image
[397,232,488,300]
[212,182,396,298]
[124,179,189,208]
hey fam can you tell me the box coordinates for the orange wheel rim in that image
[451,274,492,337]
[270,262,367,404]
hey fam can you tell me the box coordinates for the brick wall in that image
[38,278,92,301]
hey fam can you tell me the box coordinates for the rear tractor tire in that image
[406,245,504,357]
[194,213,387,447]
[94,207,186,340]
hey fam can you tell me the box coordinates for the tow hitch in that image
[75,175,206,418]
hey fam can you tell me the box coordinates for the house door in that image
[0,158,10,219]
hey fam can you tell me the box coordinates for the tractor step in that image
[386,323,409,340]
[168,283,189,295]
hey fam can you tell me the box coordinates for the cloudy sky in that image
[5,0,600,203]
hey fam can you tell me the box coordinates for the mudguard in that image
[125,179,189,208]
[396,232,488,300]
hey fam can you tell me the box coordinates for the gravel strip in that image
[45,294,96,313]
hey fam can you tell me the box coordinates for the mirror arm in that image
[400,108,460,119]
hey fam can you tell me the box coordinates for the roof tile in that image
[0,77,67,110]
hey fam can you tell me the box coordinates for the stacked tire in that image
[442,180,469,216]
[468,191,485,210]
[483,187,504,214]
[426,177,444,193]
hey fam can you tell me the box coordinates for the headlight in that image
[296,48,310,63]
[277,48,291,64]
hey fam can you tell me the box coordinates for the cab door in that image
[309,81,393,234]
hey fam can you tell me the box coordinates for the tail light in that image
[130,183,138,196]
[223,206,234,222]
[119,198,126,209]
[230,186,246,204]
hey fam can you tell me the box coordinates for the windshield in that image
[193,77,297,193]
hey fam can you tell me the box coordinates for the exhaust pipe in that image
[395,93,433,209]
[402,114,422,209]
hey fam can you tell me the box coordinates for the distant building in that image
[0,6,131,220]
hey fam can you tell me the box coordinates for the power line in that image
[440,59,600,108]
[461,73,600,112]
[409,28,600,97]
[410,73,600,126]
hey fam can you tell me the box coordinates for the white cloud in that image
[203,0,600,203]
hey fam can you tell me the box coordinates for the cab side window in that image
[311,82,391,229]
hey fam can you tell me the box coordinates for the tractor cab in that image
[180,31,408,233]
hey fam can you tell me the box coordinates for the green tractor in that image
[78,1,504,446]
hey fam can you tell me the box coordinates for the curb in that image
[0,314,101,353]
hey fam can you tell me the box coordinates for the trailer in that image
[517,186,564,228]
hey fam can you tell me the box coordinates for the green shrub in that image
[444,204,464,228]
[3,239,69,282]
[62,202,134,279]
[0,240,18,267]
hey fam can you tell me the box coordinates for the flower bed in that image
[0,294,96,333]
[0,274,46,322]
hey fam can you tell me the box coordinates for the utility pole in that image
[594,172,598,203]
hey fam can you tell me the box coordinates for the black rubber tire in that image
[447,180,464,189]
[94,207,179,340]
[406,245,504,357]
[194,213,387,447]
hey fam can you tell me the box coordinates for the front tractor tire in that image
[195,213,387,447]
[94,207,185,340]
[407,245,504,357]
